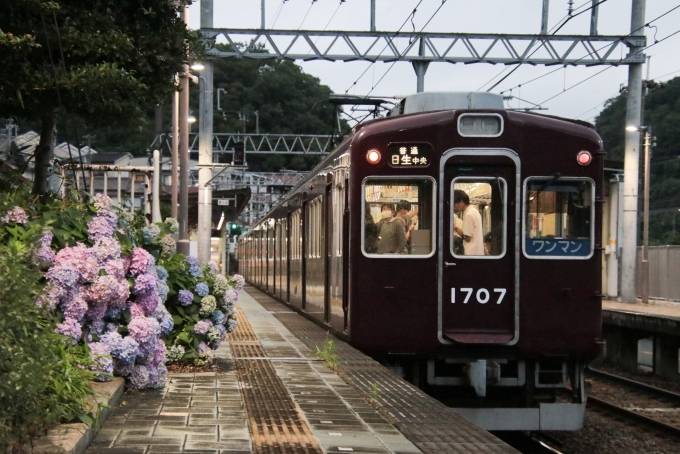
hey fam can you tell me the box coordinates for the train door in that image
[439,149,520,344]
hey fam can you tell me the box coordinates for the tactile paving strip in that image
[230,306,323,454]
[244,286,518,454]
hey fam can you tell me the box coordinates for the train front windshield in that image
[363,178,435,256]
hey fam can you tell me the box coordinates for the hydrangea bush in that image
[36,194,173,389]
[162,255,243,364]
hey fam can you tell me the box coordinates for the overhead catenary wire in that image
[297,0,316,30]
[477,0,600,91]
[493,3,680,97]
[268,0,286,29]
[365,0,449,97]
[344,0,425,94]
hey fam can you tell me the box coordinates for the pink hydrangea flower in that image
[54,243,99,283]
[127,316,161,345]
[129,248,154,276]
[1,206,28,224]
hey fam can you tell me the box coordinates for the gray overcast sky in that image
[187,1,680,123]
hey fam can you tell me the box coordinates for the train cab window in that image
[451,178,507,258]
[523,177,594,259]
[362,177,435,257]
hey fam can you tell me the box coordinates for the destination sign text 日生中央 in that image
[387,143,433,168]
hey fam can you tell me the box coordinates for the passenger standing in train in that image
[453,190,484,255]
[377,200,409,254]
[364,206,380,253]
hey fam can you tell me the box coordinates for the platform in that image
[603,300,680,336]
[86,286,517,454]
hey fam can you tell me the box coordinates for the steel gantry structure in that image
[190,0,648,304]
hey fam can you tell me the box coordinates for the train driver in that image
[453,189,484,256]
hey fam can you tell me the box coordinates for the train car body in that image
[238,92,603,431]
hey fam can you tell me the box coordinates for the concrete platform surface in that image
[603,300,680,321]
[86,287,517,453]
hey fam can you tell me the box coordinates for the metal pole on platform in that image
[621,0,646,304]
[172,89,179,219]
[177,4,191,256]
[198,0,214,265]
[152,149,162,223]
[641,128,651,303]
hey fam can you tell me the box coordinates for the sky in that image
[187,0,680,124]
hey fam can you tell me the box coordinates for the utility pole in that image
[621,0,646,304]
[641,127,652,304]
[198,0,214,264]
[177,4,191,256]
[172,87,179,218]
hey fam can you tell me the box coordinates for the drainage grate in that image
[230,305,324,454]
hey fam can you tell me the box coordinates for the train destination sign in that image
[387,143,433,168]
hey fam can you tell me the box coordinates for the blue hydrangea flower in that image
[189,265,201,278]
[155,265,169,281]
[185,256,199,267]
[211,310,226,325]
[195,283,209,297]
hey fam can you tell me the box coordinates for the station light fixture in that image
[187,115,197,123]
[366,149,381,164]
[190,62,205,71]
[576,151,592,166]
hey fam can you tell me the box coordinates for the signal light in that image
[366,149,381,164]
[232,142,245,166]
[577,151,592,166]
[228,222,242,237]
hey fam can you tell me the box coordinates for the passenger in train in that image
[483,232,492,256]
[364,206,380,253]
[377,200,410,254]
[453,190,484,255]
[453,213,464,255]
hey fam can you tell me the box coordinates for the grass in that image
[315,336,339,371]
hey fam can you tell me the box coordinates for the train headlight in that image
[366,149,381,164]
[577,151,592,166]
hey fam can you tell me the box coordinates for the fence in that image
[61,150,162,223]
[636,245,680,301]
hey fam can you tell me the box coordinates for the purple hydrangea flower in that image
[104,307,123,321]
[133,273,157,296]
[36,283,64,311]
[90,275,123,304]
[136,292,159,316]
[127,317,161,345]
[155,364,168,388]
[103,259,127,280]
[35,231,55,265]
[113,360,134,377]
[62,294,88,321]
[129,248,154,276]
[194,319,213,335]
[205,262,219,275]
[88,342,113,381]
[46,266,80,288]
[233,274,245,291]
[87,215,115,241]
[85,303,107,323]
[137,339,157,364]
[55,318,82,344]
[198,341,210,354]
[1,206,28,224]
[158,310,173,336]
[146,363,159,387]
[178,290,194,306]
[92,237,121,263]
[215,323,226,338]
[223,288,237,304]
[195,283,209,297]
[129,365,150,390]
[152,340,166,366]
[185,256,199,267]
[54,244,99,283]
[100,331,139,365]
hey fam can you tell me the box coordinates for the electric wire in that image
[365,0,449,97]
[268,0,286,29]
[307,1,344,55]
[297,0,316,30]
[494,3,680,97]
[477,0,595,91]
[531,27,680,110]
[344,0,425,94]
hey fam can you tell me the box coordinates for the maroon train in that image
[237,92,603,431]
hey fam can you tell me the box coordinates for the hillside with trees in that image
[595,76,680,244]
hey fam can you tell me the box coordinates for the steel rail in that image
[588,366,680,401]
[587,395,680,439]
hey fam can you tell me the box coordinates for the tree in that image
[0,0,198,194]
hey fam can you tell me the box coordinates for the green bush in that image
[0,245,98,452]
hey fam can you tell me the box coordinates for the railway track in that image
[586,367,680,439]
[493,431,565,454]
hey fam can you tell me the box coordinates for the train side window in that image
[451,178,507,258]
[523,177,594,259]
[362,177,435,257]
